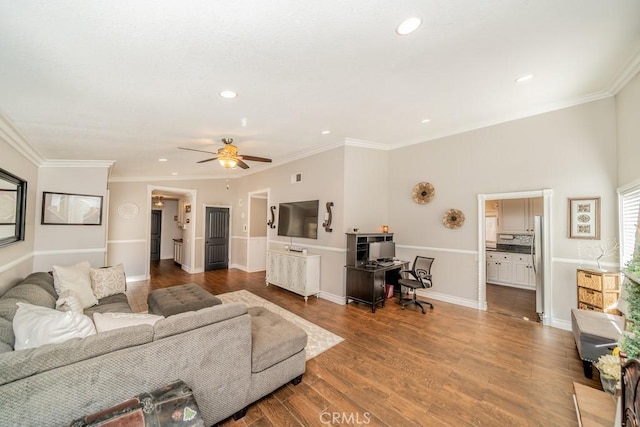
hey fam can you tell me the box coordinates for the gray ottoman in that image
[247,307,307,373]
[571,308,624,378]
[148,283,222,316]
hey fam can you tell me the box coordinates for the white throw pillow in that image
[93,312,163,333]
[13,302,96,350]
[55,289,84,314]
[52,261,98,309]
[90,264,126,299]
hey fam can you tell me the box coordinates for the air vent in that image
[291,173,302,183]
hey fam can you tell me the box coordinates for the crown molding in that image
[343,138,389,150]
[0,112,45,166]
[608,43,640,95]
[40,159,115,168]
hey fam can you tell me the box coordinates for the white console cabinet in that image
[266,249,320,301]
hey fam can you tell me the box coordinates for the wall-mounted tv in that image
[277,200,319,239]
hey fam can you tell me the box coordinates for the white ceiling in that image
[1,1,639,180]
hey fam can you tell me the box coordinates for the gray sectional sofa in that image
[0,272,307,426]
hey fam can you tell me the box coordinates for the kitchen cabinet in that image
[173,239,183,265]
[499,198,543,233]
[576,269,620,314]
[486,251,535,289]
[266,249,320,301]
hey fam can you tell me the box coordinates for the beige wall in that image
[33,166,110,271]
[388,98,618,326]
[235,147,346,300]
[249,197,267,237]
[0,123,38,294]
[344,146,389,233]
[616,71,640,188]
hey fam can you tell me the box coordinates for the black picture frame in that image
[41,191,103,225]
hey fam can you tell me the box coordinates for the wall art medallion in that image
[443,209,465,229]
[117,202,139,219]
[412,182,435,204]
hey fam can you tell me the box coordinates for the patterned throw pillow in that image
[90,264,126,300]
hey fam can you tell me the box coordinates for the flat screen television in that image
[277,200,319,239]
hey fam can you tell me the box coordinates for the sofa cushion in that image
[0,324,154,386]
[13,302,96,350]
[247,306,307,373]
[18,272,58,300]
[83,293,132,319]
[2,283,57,309]
[0,280,59,351]
[153,303,247,341]
[90,264,126,299]
[93,312,163,333]
[52,261,98,309]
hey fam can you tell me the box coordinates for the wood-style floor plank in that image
[125,260,601,426]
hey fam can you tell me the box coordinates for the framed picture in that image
[42,192,103,225]
[568,197,600,239]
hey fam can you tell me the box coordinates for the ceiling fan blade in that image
[239,154,272,163]
[197,157,218,163]
[178,147,217,155]
[236,159,250,169]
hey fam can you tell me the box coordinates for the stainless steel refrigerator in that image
[533,215,544,321]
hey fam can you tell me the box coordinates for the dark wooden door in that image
[150,210,162,261]
[205,207,229,270]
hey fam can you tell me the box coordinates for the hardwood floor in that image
[486,283,539,322]
[127,260,600,426]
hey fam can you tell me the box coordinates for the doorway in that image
[477,189,553,325]
[150,210,162,261]
[205,207,229,271]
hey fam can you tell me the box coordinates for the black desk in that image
[345,261,409,313]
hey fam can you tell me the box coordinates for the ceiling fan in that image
[179,138,272,169]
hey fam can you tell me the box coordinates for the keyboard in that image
[377,261,395,267]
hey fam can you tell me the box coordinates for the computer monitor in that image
[368,241,395,262]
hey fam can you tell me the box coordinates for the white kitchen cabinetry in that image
[486,251,535,289]
[173,239,183,265]
[266,249,320,301]
[499,198,543,233]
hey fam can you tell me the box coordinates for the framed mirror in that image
[0,168,27,247]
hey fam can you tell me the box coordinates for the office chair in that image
[398,256,434,314]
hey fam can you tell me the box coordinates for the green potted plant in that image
[620,241,640,358]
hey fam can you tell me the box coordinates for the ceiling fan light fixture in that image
[218,154,238,169]
[153,196,164,207]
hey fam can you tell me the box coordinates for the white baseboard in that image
[319,291,346,305]
[229,263,248,271]
[126,274,148,283]
[417,289,479,309]
[549,317,572,331]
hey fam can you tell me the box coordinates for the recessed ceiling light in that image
[421,119,431,124]
[158,158,167,162]
[396,17,422,35]
[171,172,178,176]
[515,74,534,83]
[219,90,237,99]
[322,130,331,135]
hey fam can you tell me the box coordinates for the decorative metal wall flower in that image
[443,209,465,229]
[412,182,435,204]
